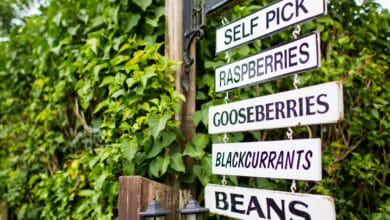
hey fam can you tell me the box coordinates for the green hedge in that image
[0,0,389,219]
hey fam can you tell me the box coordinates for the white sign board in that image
[215,0,327,53]
[205,184,336,220]
[212,138,322,181]
[208,81,343,134]
[215,32,320,93]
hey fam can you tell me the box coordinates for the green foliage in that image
[0,0,182,219]
[0,0,389,219]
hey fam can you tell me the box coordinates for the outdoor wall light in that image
[178,195,209,220]
[139,197,170,220]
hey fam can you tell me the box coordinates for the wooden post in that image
[0,201,7,220]
[118,176,180,220]
[166,0,196,142]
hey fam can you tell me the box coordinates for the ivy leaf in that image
[146,141,163,159]
[147,113,172,139]
[110,55,129,66]
[121,137,138,162]
[183,143,204,159]
[192,133,209,151]
[145,16,159,27]
[86,38,99,55]
[132,0,152,11]
[170,152,185,173]
[149,156,169,177]
[124,13,141,32]
[160,131,176,147]
[141,68,156,88]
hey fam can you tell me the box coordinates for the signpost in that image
[212,138,322,181]
[215,31,321,93]
[204,0,339,218]
[205,184,336,220]
[209,81,344,134]
[215,0,327,53]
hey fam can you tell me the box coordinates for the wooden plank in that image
[118,176,179,220]
[209,81,344,134]
[212,138,322,181]
[205,184,336,220]
[215,32,321,93]
[215,0,327,53]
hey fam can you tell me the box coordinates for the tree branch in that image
[73,98,93,136]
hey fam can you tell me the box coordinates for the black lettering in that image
[296,150,304,170]
[255,104,265,121]
[234,65,241,83]
[248,60,256,78]
[247,106,255,123]
[275,151,284,170]
[238,108,246,124]
[221,152,226,167]
[224,29,232,45]
[298,97,304,116]
[265,54,273,74]
[231,193,245,214]
[227,69,234,85]
[241,63,250,80]
[216,152,222,167]
[288,46,298,67]
[281,2,294,21]
[286,99,298,118]
[275,101,285,119]
[267,198,286,220]
[257,57,264,76]
[265,103,274,120]
[239,152,246,168]
[219,71,226,87]
[220,111,229,126]
[268,151,277,169]
[274,51,284,72]
[246,196,266,218]
[317,94,329,114]
[284,49,288,68]
[296,0,309,16]
[289,200,311,220]
[303,150,312,170]
[252,152,260,168]
[230,109,238,125]
[260,151,268,168]
[213,112,220,127]
[232,152,239,168]
[285,150,295,169]
[245,152,252,168]
[299,42,310,64]
[305,95,316,115]
[226,152,232,167]
[250,17,259,35]
[266,11,276,29]
[215,191,228,210]
[233,24,241,41]
[242,22,250,38]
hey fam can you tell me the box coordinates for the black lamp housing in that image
[178,195,209,219]
[139,197,170,219]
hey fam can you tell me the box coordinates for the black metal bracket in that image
[182,0,206,93]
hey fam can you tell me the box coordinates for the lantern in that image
[178,195,209,220]
[139,197,170,220]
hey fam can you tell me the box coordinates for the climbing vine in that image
[0,0,389,219]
